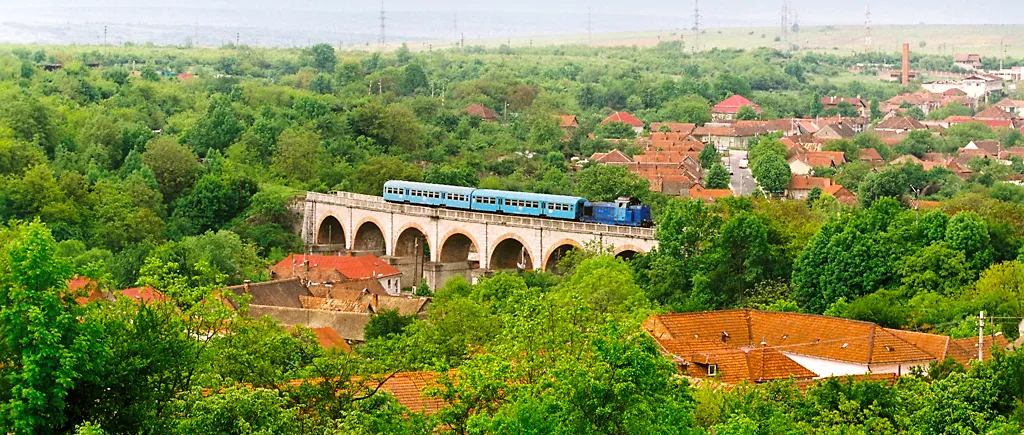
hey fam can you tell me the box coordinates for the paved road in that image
[724,150,757,196]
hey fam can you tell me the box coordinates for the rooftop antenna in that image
[378,1,386,50]
[865,4,872,52]
[587,7,593,47]
[692,0,701,53]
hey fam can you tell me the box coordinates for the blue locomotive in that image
[383,180,653,228]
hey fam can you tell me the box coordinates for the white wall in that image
[782,353,870,378]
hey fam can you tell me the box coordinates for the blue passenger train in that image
[383,180,653,227]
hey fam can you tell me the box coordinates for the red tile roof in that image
[875,116,926,131]
[974,106,1015,120]
[789,175,833,191]
[69,276,106,306]
[712,95,762,114]
[119,286,167,304]
[650,122,697,134]
[276,254,401,280]
[379,371,447,415]
[556,115,578,128]
[462,103,500,121]
[858,147,884,162]
[601,111,644,127]
[309,327,353,353]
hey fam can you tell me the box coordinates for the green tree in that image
[735,105,759,121]
[0,221,87,434]
[308,43,337,73]
[705,163,730,189]
[574,164,650,201]
[401,64,428,95]
[181,94,244,156]
[271,126,322,184]
[751,153,790,195]
[142,136,201,203]
[698,143,721,170]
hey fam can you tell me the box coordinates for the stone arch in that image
[316,215,346,246]
[543,239,583,273]
[614,244,645,262]
[439,231,481,264]
[394,224,431,259]
[352,219,387,256]
[489,234,535,271]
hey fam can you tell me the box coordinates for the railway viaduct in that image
[301,191,658,288]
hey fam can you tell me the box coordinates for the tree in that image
[751,153,790,195]
[364,309,416,340]
[870,99,882,120]
[180,94,244,156]
[271,126,322,184]
[660,95,712,124]
[594,121,636,139]
[169,173,258,237]
[308,43,337,73]
[698,143,721,170]
[836,101,859,118]
[423,163,478,188]
[142,136,201,203]
[858,166,908,207]
[705,163,730,189]
[735,105,759,121]
[401,64,428,95]
[945,211,994,274]
[573,164,650,201]
[0,221,87,433]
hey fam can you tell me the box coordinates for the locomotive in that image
[383,180,653,228]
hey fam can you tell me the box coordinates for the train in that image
[383,180,653,228]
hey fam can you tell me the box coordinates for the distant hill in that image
[459,25,1024,58]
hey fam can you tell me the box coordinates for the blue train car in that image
[383,180,652,227]
[383,180,475,209]
[471,190,585,220]
[581,197,654,227]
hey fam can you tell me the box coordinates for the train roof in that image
[473,189,586,204]
[384,180,476,195]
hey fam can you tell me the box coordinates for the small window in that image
[707,365,717,376]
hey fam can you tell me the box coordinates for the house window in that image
[707,365,717,376]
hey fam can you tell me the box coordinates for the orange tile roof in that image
[789,175,833,190]
[650,122,696,134]
[876,116,927,131]
[646,309,953,384]
[556,115,578,128]
[858,147,884,162]
[462,103,499,121]
[974,106,1015,120]
[309,327,353,353]
[380,371,447,415]
[278,254,401,280]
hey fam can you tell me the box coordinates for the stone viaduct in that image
[301,191,658,288]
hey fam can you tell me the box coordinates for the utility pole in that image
[978,311,985,362]
[103,25,108,45]
[378,1,386,50]
[236,32,240,47]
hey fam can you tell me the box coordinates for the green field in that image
[432,24,1024,58]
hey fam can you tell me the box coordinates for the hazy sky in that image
[0,0,1019,46]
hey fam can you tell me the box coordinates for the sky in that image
[0,0,1018,46]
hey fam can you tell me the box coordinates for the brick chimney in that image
[902,43,910,85]
[242,280,251,294]
[371,294,379,311]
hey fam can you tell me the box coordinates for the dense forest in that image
[0,41,1023,433]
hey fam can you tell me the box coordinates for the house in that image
[813,122,856,142]
[462,104,500,122]
[858,147,886,165]
[993,99,1024,116]
[821,97,868,117]
[307,327,353,352]
[961,75,1003,100]
[177,72,196,80]
[644,310,1010,384]
[692,125,767,150]
[954,53,982,70]
[874,116,927,133]
[556,115,578,129]
[601,112,645,136]
[960,140,1002,158]
[687,184,735,203]
[788,175,833,200]
[650,122,697,135]
[711,95,762,121]
[119,286,168,304]
[822,184,858,206]
[973,105,1016,120]
[788,152,846,176]
[226,279,313,310]
[588,149,633,164]
[271,254,403,296]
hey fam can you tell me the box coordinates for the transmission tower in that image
[453,13,458,41]
[780,0,789,49]
[587,7,593,47]
[865,5,873,52]
[692,0,701,53]
[378,1,386,50]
